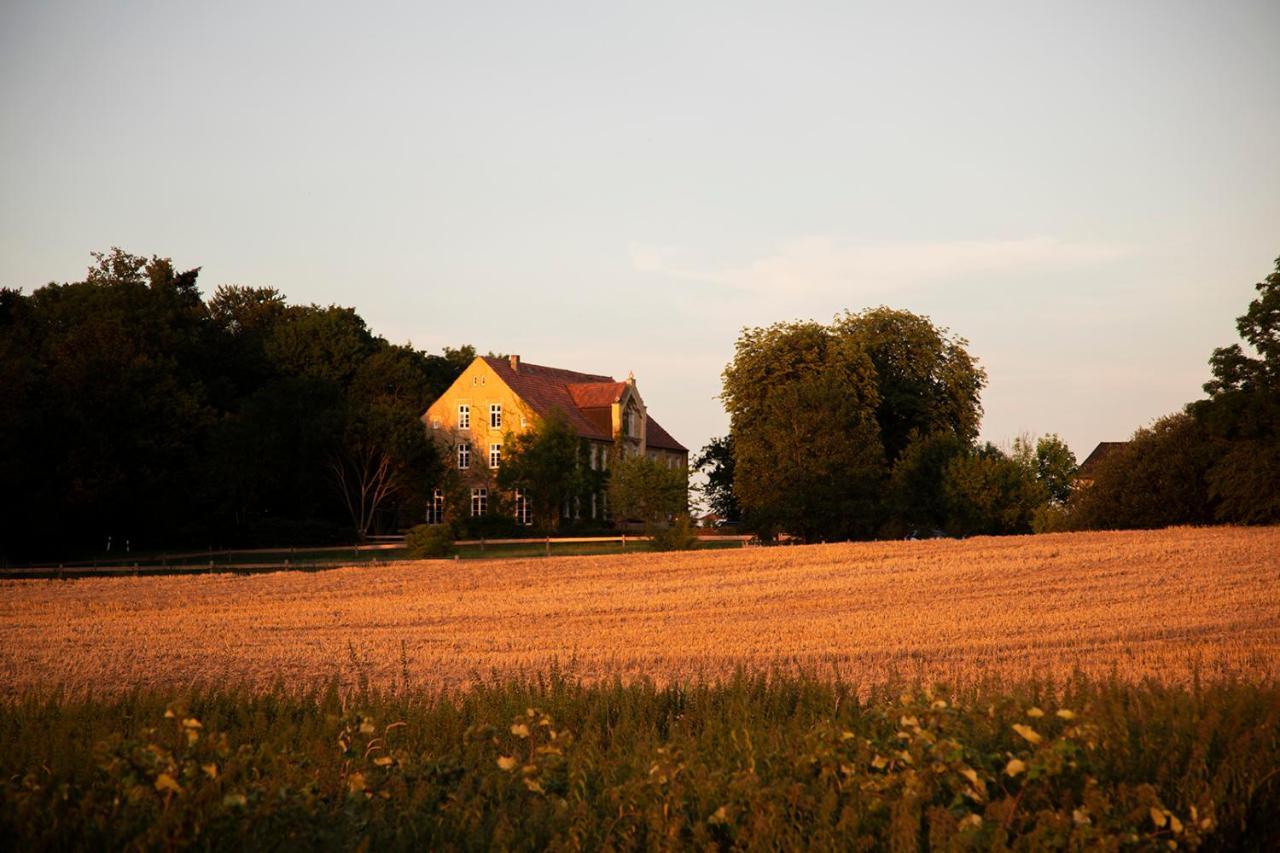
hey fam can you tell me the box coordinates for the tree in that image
[834,307,987,464]
[607,454,688,524]
[722,321,885,541]
[496,410,585,531]
[691,435,739,524]
[1067,413,1218,531]
[1011,433,1077,505]
[722,310,984,541]
[886,431,968,535]
[1203,256,1280,397]
[943,444,1045,536]
[1191,255,1280,524]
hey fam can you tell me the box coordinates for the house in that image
[1075,441,1128,488]
[420,354,688,525]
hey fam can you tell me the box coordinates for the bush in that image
[404,524,454,558]
[647,514,698,551]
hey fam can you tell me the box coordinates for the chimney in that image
[509,354,520,372]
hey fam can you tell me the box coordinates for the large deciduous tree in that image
[721,320,884,541]
[721,310,985,541]
[1191,256,1280,523]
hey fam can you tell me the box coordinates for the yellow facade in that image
[422,357,535,464]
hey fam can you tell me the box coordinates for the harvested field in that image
[1,526,1277,695]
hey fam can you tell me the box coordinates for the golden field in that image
[1,526,1277,696]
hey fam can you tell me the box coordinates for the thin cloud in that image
[630,236,1129,295]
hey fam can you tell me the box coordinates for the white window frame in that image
[457,441,471,470]
[471,487,488,517]
[514,489,532,526]
[489,443,501,468]
[458,404,470,430]
[490,403,502,429]
[427,488,444,524]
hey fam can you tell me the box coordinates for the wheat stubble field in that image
[1,525,1277,696]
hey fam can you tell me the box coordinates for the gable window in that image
[457,441,471,469]
[489,443,501,468]
[514,489,532,526]
[427,488,444,524]
[471,487,487,517]
[431,418,441,430]
[458,404,470,430]
[490,404,502,428]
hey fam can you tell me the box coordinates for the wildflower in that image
[1026,707,1044,718]
[959,814,982,830]
[511,723,530,738]
[154,773,182,794]
[1005,758,1026,777]
[1012,723,1042,745]
[497,755,517,771]
[1056,709,1076,720]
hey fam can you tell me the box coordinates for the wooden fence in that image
[0,534,757,579]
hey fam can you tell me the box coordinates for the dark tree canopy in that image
[0,249,470,562]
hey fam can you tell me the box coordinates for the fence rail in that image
[0,534,757,578]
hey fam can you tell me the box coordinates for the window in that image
[458,404,470,430]
[520,415,528,429]
[426,488,444,524]
[590,492,597,519]
[514,489,532,526]
[457,441,471,469]
[431,418,440,430]
[490,404,502,429]
[589,445,598,470]
[489,443,501,468]
[471,487,487,517]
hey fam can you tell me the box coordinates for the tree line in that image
[697,256,1280,540]
[0,249,469,562]
[5,248,1275,561]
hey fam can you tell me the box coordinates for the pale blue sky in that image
[3,1,1278,463]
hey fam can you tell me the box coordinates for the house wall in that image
[422,358,535,481]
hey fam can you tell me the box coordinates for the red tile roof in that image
[567,382,627,408]
[482,356,687,452]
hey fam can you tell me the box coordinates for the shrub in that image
[647,514,698,551]
[404,524,454,558]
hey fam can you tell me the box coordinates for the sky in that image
[3,1,1278,464]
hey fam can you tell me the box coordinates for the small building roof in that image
[1078,441,1128,478]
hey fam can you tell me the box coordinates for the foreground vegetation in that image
[2,673,1277,849]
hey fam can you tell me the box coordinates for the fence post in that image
[480,537,485,553]
[545,537,551,557]
[621,533,626,549]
